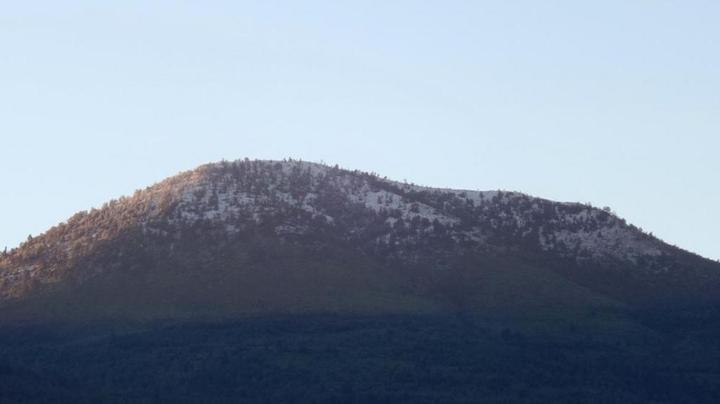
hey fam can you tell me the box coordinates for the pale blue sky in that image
[1,1,718,260]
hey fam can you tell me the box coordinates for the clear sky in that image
[1,1,718,260]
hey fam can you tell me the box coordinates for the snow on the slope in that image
[165,161,463,231]
[348,185,459,226]
[134,160,668,267]
[538,206,663,262]
[389,181,502,204]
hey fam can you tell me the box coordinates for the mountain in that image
[1,159,718,322]
[3,159,720,403]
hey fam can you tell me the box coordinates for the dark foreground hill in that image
[1,159,719,403]
[1,312,719,404]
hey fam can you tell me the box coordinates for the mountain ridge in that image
[1,158,718,320]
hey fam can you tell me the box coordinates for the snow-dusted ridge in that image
[0,158,706,301]
[150,159,665,264]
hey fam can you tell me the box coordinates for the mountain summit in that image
[1,159,718,321]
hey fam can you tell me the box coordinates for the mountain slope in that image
[1,159,718,321]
